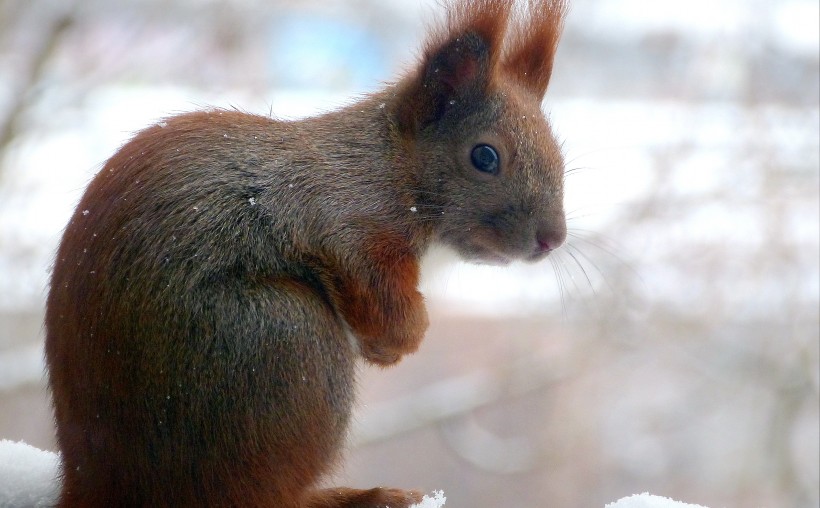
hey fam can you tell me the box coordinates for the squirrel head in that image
[393,0,568,264]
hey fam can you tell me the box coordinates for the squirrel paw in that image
[360,342,403,366]
[356,300,429,367]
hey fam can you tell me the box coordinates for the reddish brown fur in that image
[45,0,569,506]
[504,0,569,96]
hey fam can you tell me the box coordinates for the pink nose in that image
[535,224,567,254]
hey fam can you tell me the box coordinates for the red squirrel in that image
[44,0,569,506]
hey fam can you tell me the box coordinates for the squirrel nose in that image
[535,221,567,254]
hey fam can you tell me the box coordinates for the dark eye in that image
[470,144,500,175]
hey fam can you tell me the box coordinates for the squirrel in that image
[44,0,569,506]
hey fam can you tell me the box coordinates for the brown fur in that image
[44,0,569,506]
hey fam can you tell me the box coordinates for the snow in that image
[0,440,715,508]
[0,441,59,508]
[606,493,709,508]
[411,491,446,508]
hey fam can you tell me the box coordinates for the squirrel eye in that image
[470,144,500,175]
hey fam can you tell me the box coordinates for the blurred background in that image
[0,0,817,506]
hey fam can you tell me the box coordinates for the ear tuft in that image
[503,0,569,98]
[395,0,512,133]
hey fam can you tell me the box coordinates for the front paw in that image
[360,313,428,367]
[355,298,429,366]
[360,342,403,366]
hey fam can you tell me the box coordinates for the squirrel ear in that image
[503,0,568,98]
[395,0,512,133]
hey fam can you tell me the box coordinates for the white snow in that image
[606,493,709,508]
[411,491,446,508]
[0,440,60,508]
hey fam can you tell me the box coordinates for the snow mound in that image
[411,490,446,508]
[606,493,709,508]
[0,440,60,508]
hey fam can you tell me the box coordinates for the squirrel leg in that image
[302,487,424,508]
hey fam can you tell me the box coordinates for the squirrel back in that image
[45,1,569,506]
